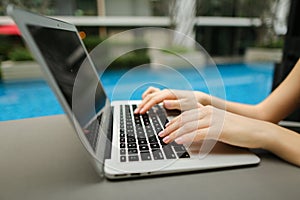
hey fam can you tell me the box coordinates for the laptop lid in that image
[7,5,111,174]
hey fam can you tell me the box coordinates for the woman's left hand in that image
[159,105,269,149]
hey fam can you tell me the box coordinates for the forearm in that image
[197,91,262,120]
[262,122,300,167]
[226,114,300,167]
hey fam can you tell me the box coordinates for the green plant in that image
[0,35,14,60]
[255,37,284,49]
[83,36,105,52]
[82,36,151,69]
[109,50,151,70]
[8,47,33,61]
[160,45,191,54]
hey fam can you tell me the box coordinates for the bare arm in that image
[135,59,300,166]
[201,59,300,123]
[136,59,300,122]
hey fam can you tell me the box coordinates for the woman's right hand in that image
[134,87,210,114]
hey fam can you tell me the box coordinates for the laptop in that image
[8,6,260,179]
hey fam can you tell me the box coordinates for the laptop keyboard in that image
[119,104,190,162]
[85,114,102,151]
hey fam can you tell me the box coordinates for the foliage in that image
[0,35,26,60]
[0,0,55,15]
[195,0,276,17]
[160,45,190,54]
[8,47,33,61]
[83,36,151,69]
[83,36,106,52]
[0,0,97,16]
[0,36,13,60]
[109,49,151,70]
[255,37,284,49]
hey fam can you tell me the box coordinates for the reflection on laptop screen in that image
[27,24,109,150]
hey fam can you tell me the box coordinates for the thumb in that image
[163,100,181,110]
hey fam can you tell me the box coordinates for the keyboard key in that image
[146,127,154,133]
[137,134,146,139]
[141,152,152,161]
[136,128,144,134]
[132,104,137,110]
[127,137,136,143]
[138,138,147,145]
[162,146,176,159]
[120,138,125,143]
[155,127,163,134]
[177,152,190,158]
[120,149,126,155]
[159,137,167,146]
[128,149,138,154]
[120,143,125,148]
[148,136,158,143]
[127,133,135,137]
[126,129,134,134]
[173,145,186,152]
[128,155,139,162]
[147,134,155,139]
[127,125,133,130]
[142,115,150,125]
[150,143,160,149]
[120,156,126,162]
[128,143,137,148]
[139,145,149,151]
[152,149,164,160]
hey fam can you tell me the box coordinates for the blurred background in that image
[0,0,289,60]
[1,0,298,121]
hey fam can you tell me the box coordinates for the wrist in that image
[195,91,211,106]
[257,121,280,150]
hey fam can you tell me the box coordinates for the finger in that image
[138,90,176,114]
[174,128,209,144]
[163,100,181,110]
[134,87,160,114]
[134,91,157,114]
[142,87,160,99]
[166,97,201,111]
[135,92,158,114]
[165,108,207,129]
[160,108,210,137]
[162,119,209,143]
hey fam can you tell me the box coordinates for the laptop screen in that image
[27,24,109,149]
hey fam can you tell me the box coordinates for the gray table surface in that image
[1,115,300,200]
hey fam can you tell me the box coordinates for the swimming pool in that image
[0,62,274,121]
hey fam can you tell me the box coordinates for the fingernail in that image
[165,122,170,127]
[158,131,164,137]
[164,100,170,107]
[134,108,139,113]
[163,136,170,143]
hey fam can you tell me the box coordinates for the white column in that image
[172,0,196,49]
[273,0,290,35]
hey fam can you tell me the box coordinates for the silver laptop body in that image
[8,5,260,179]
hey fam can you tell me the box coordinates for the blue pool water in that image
[0,62,274,121]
